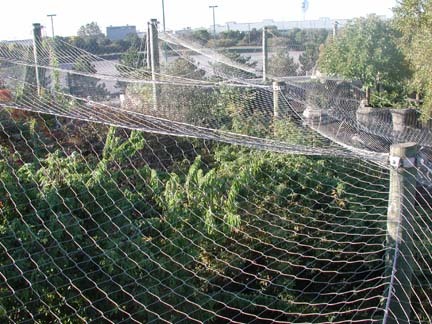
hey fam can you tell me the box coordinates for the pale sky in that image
[1,0,398,41]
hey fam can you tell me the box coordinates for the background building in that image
[212,17,350,33]
[106,25,137,41]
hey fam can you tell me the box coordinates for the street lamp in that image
[209,5,218,37]
[161,0,166,32]
[47,14,56,38]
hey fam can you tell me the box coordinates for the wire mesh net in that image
[0,28,431,323]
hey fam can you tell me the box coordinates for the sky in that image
[1,0,398,41]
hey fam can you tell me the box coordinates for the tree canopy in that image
[268,49,299,77]
[77,22,104,38]
[318,15,410,104]
[393,0,432,117]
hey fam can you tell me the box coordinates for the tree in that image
[318,15,410,105]
[393,0,432,117]
[115,45,148,91]
[268,49,299,77]
[119,46,146,70]
[190,29,211,45]
[77,22,104,38]
[299,44,319,75]
[211,51,257,80]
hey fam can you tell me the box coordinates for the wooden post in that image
[262,26,268,82]
[333,21,339,38]
[384,142,418,324]
[273,81,285,119]
[149,19,160,112]
[366,87,371,107]
[32,23,42,96]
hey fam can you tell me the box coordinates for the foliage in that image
[268,49,299,77]
[77,22,104,39]
[393,0,432,118]
[118,46,145,70]
[318,15,410,105]
[0,110,390,321]
[211,50,257,80]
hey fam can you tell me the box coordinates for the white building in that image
[213,18,350,33]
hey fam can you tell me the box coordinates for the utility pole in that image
[149,19,160,112]
[161,0,166,32]
[47,14,56,38]
[384,142,418,324]
[209,5,218,37]
[262,26,268,82]
[32,23,42,96]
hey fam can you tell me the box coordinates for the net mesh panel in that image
[0,33,430,323]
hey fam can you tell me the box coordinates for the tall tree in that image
[393,0,432,117]
[77,22,104,38]
[318,15,410,105]
[268,50,299,77]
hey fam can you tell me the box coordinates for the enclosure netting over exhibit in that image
[0,29,431,323]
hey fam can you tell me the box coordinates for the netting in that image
[0,28,431,323]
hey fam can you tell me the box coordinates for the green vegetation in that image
[393,0,432,117]
[318,15,411,107]
[2,4,432,322]
[0,108,390,322]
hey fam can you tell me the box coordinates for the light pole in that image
[47,14,56,38]
[209,5,218,37]
[161,0,166,32]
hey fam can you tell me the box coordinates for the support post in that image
[273,81,285,136]
[365,87,371,107]
[385,142,418,324]
[32,23,42,96]
[273,81,285,119]
[149,19,160,112]
[146,23,152,69]
[262,26,268,82]
[333,21,339,38]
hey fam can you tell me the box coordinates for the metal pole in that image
[149,19,160,112]
[161,0,166,32]
[384,142,418,324]
[262,26,268,82]
[209,5,218,37]
[32,23,42,96]
[47,14,56,38]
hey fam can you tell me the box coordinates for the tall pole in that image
[262,26,268,82]
[161,0,166,32]
[209,5,218,37]
[47,14,56,38]
[384,142,418,324]
[32,23,42,96]
[149,19,160,112]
